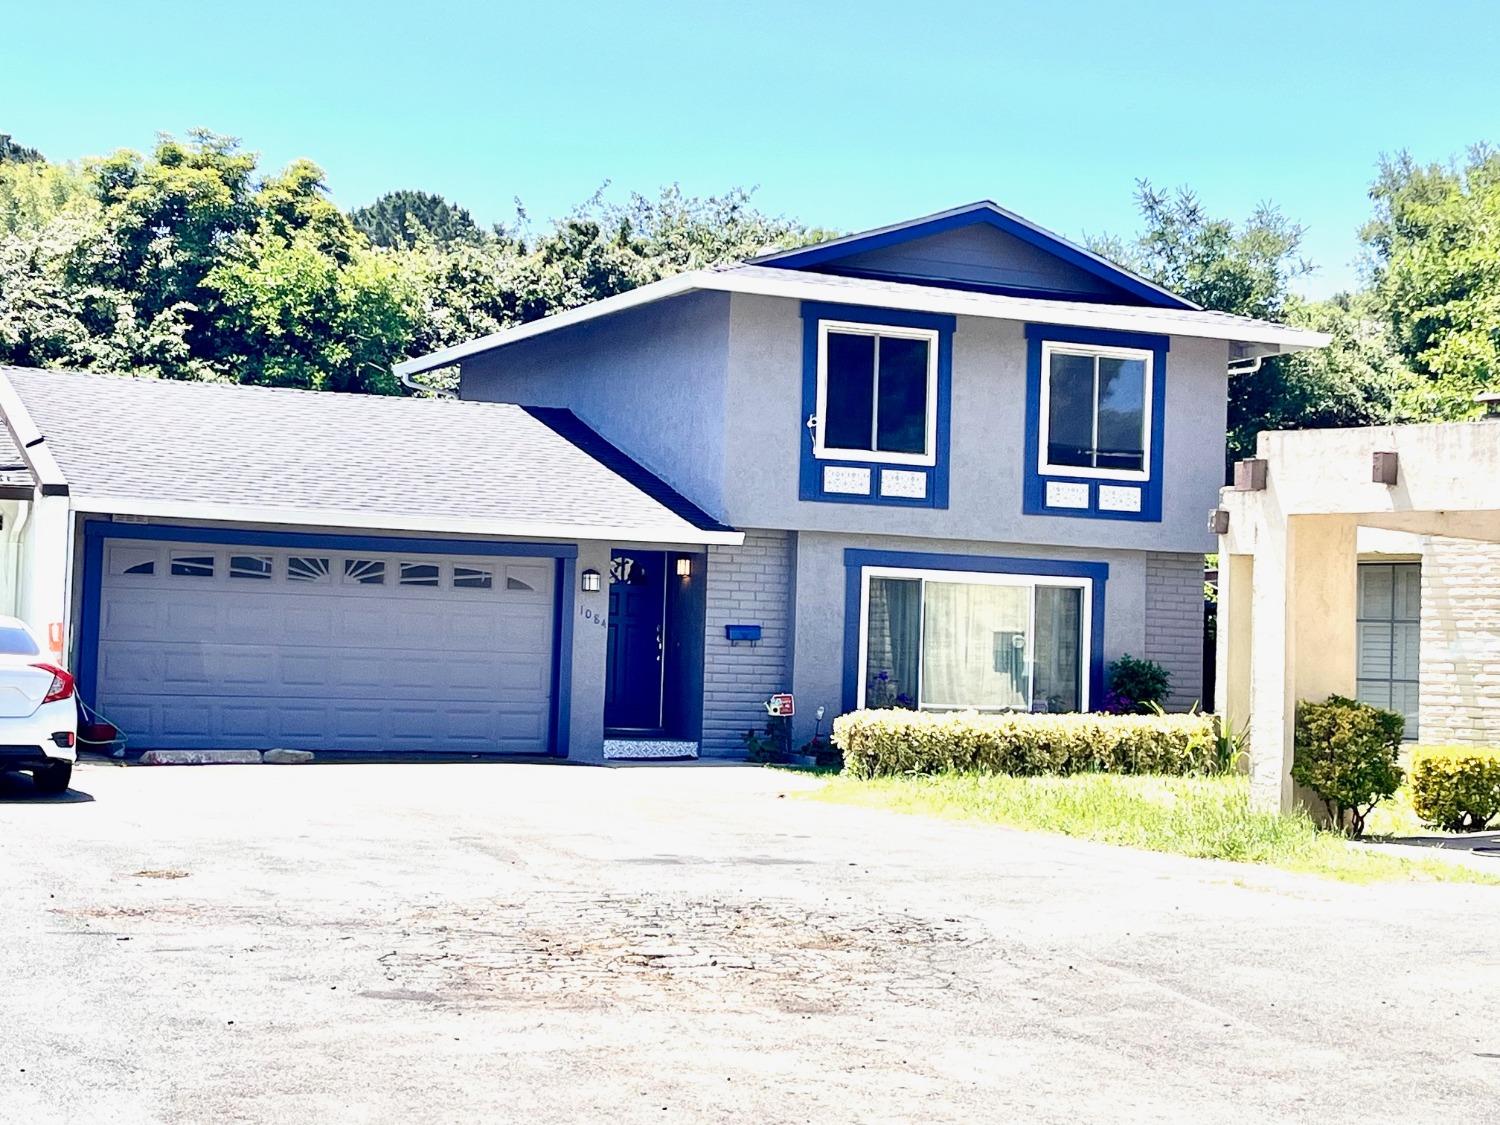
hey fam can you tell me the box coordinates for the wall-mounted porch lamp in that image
[581,568,601,593]
[675,557,693,578]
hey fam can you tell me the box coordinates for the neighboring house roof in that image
[0,366,741,545]
[748,200,1200,310]
[396,262,1331,379]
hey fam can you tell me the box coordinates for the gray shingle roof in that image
[0,367,737,544]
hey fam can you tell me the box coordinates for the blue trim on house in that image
[1021,323,1169,523]
[840,548,1109,714]
[76,520,578,757]
[798,302,955,509]
[755,203,1198,311]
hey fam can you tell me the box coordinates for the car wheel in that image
[32,761,72,796]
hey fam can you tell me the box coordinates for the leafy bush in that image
[1103,654,1173,714]
[1409,746,1500,831]
[1291,695,1404,835]
[831,709,1220,780]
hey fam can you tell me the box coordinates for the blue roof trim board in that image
[752,201,1199,312]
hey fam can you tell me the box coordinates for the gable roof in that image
[396,262,1330,379]
[748,201,1200,310]
[0,366,740,545]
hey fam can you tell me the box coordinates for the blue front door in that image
[605,550,666,731]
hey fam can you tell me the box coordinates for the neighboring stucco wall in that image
[1419,536,1500,745]
[787,530,1152,744]
[459,290,733,521]
[701,529,794,754]
[1144,552,1206,711]
[721,293,1226,555]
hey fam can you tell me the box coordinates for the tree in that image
[1094,182,1414,462]
[0,134,43,164]
[351,189,482,249]
[1362,145,1500,417]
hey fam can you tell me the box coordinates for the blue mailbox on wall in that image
[725,624,762,646]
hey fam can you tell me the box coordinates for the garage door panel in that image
[96,541,558,754]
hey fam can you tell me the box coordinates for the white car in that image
[0,616,77,795]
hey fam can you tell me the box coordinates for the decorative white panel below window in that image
[1044,481,1089,509]
[1098,485,1143,513]
[823,466,872,495]
[879,469,927,499]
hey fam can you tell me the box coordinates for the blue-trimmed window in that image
[800,302,954,508]
[1022,324,1168,522]
[842,549,1108,713]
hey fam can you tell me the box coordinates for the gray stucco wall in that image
[1143,552,1206,711]
[460,290,733,522]
[722,293,1226,557]
[701,529,794,754]
[787,530,1153,744]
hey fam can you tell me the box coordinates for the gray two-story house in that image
[0,202,1325,763]
[397,202,1326,757]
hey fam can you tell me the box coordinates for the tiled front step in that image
[603,739,699,760]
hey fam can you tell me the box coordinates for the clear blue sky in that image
[8,0,1499,298]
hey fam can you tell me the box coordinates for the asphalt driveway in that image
[3,760,1498,1123]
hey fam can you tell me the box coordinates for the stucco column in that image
[1248,514,1358,813]
[1215,553,1253,746]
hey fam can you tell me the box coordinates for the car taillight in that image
[30,663,75,704]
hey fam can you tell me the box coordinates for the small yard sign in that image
[767,693,795,718]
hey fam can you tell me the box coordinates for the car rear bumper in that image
[0,744,73,769]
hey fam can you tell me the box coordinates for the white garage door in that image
[94,539,557,753]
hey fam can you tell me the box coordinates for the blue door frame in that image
[76,520,579,757]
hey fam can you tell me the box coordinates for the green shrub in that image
[1409,746,1500,831]
[1103,654,1173,714]
[830,708,1220,780]
[1291,695,1404,835]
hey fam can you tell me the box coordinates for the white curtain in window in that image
[921,582,1030,710]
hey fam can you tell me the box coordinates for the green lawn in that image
[806,772,1499,885]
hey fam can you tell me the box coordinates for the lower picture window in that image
[860,569,1087,713]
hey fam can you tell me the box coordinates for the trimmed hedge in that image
[1292,695,1404,836]
[831,708,1220,779]
[1410,746,1500,832]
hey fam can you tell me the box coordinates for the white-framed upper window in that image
[1038,341,1152,481]
[857,566,1091,714]
[814,321,939,466]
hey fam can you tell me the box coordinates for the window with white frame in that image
[859,568,1090,713]
[814,321,938,465]
[1039,341,1152,479]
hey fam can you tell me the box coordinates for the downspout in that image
[1227,355,1265,378]
[397,363,457,399]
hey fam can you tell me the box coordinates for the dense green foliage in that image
[1292,695,1404,835]
[350,189,483,249]
[1102,653,1173,713]
[1363,146,1500,417]
[0,131,818,391]
[1,127,1496,454]
[1409,745,1500,831]
[831,708,1219,779]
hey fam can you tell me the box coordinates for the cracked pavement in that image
[2,760,1498,1123]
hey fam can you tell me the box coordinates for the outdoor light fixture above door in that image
[676,557,693,578]
[581,568,601,592]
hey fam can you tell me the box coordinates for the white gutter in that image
[68,494,745,547]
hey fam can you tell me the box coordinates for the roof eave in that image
[66,495,746,547]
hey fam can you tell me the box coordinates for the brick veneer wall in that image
[702,529,794,754]
[1418,537,1500,745]
[1144,552,1206,711]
